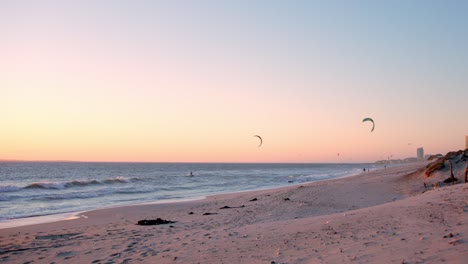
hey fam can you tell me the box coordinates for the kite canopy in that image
[362,117,375,132]
[253,135,263,147]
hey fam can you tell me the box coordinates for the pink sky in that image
[2,1,467,162]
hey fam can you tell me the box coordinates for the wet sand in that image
[1,162,467,263]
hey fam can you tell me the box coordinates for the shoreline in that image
[1,161,466,263]
[0,163,417,230]
[0,164,377,229]
[0,196,211,230]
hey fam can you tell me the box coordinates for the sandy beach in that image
[1,161,467,264]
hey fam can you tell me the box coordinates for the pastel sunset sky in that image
[2,0,467,163]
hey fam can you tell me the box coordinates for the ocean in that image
[0,162,381,227]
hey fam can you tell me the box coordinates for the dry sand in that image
[1,162,467,263]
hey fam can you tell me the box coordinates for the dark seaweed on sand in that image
[137,218,176,225]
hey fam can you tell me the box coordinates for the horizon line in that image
[0,159,378,164]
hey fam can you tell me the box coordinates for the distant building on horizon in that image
[417,147,424,161]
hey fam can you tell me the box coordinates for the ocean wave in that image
[38,192,102,200]
[34,187,150,201]
[0,185,22,193]
[0,196,12,201]
[115,189,153,194]
[68,179,100,186]
[17,177,135,191]
[102,176,132,184]
[25,182,67,190]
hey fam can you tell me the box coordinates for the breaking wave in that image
[0,177,136,192]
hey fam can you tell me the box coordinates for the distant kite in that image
[362,117,375,132]
[254,135,263,147]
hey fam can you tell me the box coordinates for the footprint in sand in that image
[56,251,76,259]
[110,252,120,257]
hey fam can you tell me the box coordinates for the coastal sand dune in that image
[0,162,467,263]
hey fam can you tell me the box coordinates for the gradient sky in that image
[2,0,467,162]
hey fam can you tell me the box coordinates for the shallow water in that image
[0,162,382,223]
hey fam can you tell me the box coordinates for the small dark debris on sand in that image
[188,212,194,215]
[219,205,245,209]
[202,212,218,215]
[284,198,291,201]
[35,233,82,240]
[443,233,454,238]
[137,218,176,225]
[443,177,458,184]
[249,198,258,202]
